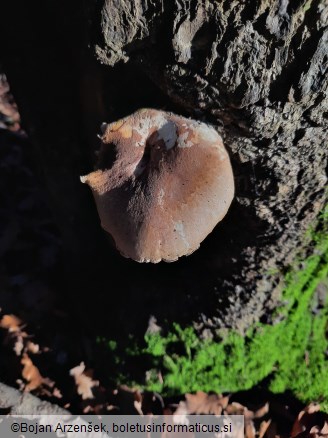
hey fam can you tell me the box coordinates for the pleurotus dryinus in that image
[81,109,234,263]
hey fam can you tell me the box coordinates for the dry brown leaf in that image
[52,388,63,399]
[119,384,142,400]
[307,425,328,438]
[134,400,143,416]
[307,404,322,415]
[21,354,47,391]
[146,316,161,334]
[173,401,189,425]
[225,401,246,415]
[258,419,272,438]
[21,353,54,392]
[183,391,229,415]
[112,385,147,414]
[175,391,271,438]
[252,402,269,419]
[129,385,143,415]
[310,426,321,434]
[70,362,99,400]
[225,400,269,422]
[291,403,328,438]
[0,314,29,357]
[245,420,256,438]
[225,402,270,438]
[27,341,40,354]
[0,314,22,331]
[321,422,328,435]
[14,335,24,356]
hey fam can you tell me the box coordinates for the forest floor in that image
[1,73,328,437]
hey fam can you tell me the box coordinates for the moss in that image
[141,206,328,408]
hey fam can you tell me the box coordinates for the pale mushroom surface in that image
[81,109,234,263]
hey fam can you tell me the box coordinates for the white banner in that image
[1,414,244,438]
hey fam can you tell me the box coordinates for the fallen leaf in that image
[225,401,246,415]
[21,353,54,392]
[146,315,161,334]
[14,335,24,356]
[0,314,22,331]
[111,385,145,414]
[321,422,328,435]
[182,391,229,415]
[252,402,269,419]
[70,362,99,400]
[1,314,29,357]
[173,401,189,424]
[52,388,63,399]
[258,419,272,438]
[175,392,270,438]
[27,341,40,354]
[291,403,328,438]
[245,420,256,438]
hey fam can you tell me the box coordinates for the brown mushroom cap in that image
[81,109,234,263]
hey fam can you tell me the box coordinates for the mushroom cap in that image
[81,109,234,263]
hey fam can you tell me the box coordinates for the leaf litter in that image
[2,305,328,435]
[0,312,61,397]
[69,362,99,400]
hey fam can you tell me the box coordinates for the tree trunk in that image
[1,0,327,333]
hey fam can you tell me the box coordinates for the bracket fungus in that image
[81,109,234,263]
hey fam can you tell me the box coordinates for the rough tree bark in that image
[0,0,327,334]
